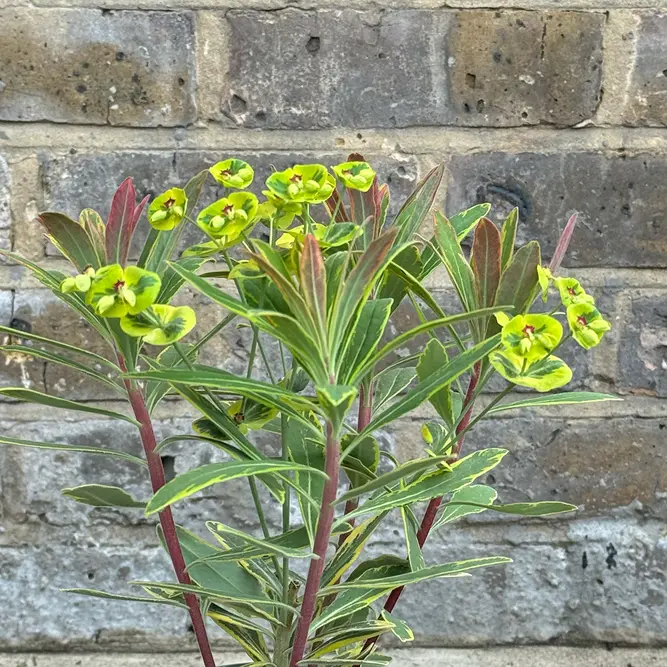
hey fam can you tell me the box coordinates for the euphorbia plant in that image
[0,155,616,667]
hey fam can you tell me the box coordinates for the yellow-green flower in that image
[86,264,161,318]
[275,222,362,249]
[209,159,254,189]
[497,313,562,362]
[490,349,572,392]
[555,277,595,307]
[148,188,187,231]
[333,161,376,192]
[265,164,332,204]
[197,192,259,242]
[227,399,277,434]
[567,303,611,349]
[61,266,96,294]
[258,190,302,230]
[120,304,196,345]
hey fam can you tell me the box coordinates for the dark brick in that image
[224,9,445,129]
[448,11,603,126]
[618,291,667,397]
[446,152,667,268]
[0,9,196,126]
[625,13,667,126]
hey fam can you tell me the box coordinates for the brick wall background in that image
[1,0,667,654]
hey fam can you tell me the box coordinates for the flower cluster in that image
[490,270,611,391]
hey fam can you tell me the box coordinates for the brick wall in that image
[1,0,666,653]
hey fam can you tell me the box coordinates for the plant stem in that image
[119,356,216,667]
[337,381,372,548]
[289,421,340,667]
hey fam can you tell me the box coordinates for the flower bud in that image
[287,183,300,198]
[150,209,168,223]
[581,329,598,347]
[97,295,116,315]
[304,179,320,193]
[60,277,78,294]
[519,338,532,356]
[74,274,92,292]
[210,215,225,230]
[589,319,611,333]
[172,205,184,218]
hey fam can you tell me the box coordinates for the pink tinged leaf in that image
[300,234,327,337]
[470,217,502,309]
[549,213,578,273]
[106,177,139,266]
[324,187,349,223]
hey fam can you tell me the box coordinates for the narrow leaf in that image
[487,391,620,415]
[471,217,502,309]
[549,212,578,273]
[300,234,327,339]
[62,484,145,508]
[433,485,498,530]
[106,177,137,265]
[38,212,100,272]
[500,207,518,270]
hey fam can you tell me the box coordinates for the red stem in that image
[337,384,372,548]
[289,422,341,667]
[119,357,216,667]
[362,363,482,655]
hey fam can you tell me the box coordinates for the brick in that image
[0,156,11,261]
[618,290,667,397]
[223,9,445,129]
[446,152,667,268]
[625,13,667,126]
[40,149,420,255]
[447,11,603,126]
[221,9,602,129]
[387,416,667,515]
[0,9,196,126]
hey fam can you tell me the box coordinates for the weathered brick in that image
[220,9,603,129]
[447,11,603,126]
[224,9,445,129]
[0,9,196,126]
[624,13,667,126]
[41,149,420,255]
[0,156,11,261]
[446,152,667,268]
[618,290,667,397]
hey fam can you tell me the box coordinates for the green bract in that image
[196,192,259,242]
[120,304,196,345]
[537,265,552,302]
[265,164,333,204]
[86,264,161,318]
[276,222,362,249]
[490,349,573,392]
[497,313,562,362]
[61,266,96,294]
[148,188,187,231]
[567,302,611,349]
[209,159,254,189]
[555,276,595,307]
[258,190,303,229]
[333,160,376,192]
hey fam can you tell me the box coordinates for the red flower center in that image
[113,280,125,292]
[577,315,588,327]
[522,324,535,337]
[164,197,175,209]
[222,204,234,216]
[220,169,231,178]
[290,174,302,183]
[568,286,577,295]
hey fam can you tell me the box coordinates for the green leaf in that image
[0,324,117,369]
[490,241,541,335]
[401,505,424,571]
[433,485,498,530]
[329,228,398,363]
[306,622,394,659]
[144,344,197,414]
[336,456,449,506]
[372,367,417,413]
[285,417,325,546]
[392,164,444,248]
[316,384,358,431]
[209,615,270,663]
[433,212,478,314]
[0,388,139,425]
[381,611,414,643]
[206,521,315,561]
[300,658,391,667]
[157,256,209,304]
[0,345,125,395]
[420,203,491,279]
[344,448,507,519]
[487,391,621,415]
[0,434,145,466]
[300,233,328,341]
[63,588,187,609]
[339,299,392,385]
[356,335,500,437]
[417,339,455,425]
[79,209,107,268]
[448,500,577,517]
[320,556,511,594]
[379,245,422,313]
[145,459,326,515]
[500,207,519,270]
[342,433,379,488]
[471,217,502,311]
[62,484,145,508]
[322,513,388,587]
[38,212,100,272]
